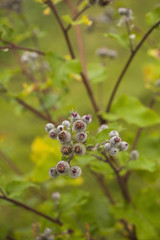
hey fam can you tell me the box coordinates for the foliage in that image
[0,0,160,240]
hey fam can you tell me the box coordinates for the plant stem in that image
[89,169,115,205]
[0,195,62,225]
[66,5,90,32]
[0,150,22,175]
[0,38,45,55]
[120,219,138,240]
[106,19,160,113]
[45,0,104,124]
[44,0,75,58]
[125,20,134,53]
[15,97,55,123]
[102,151,131,202]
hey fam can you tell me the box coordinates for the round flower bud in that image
[118,7,132,18]
[109,147,119,156]
[57,125,64,133]
[56,161,70,176]
[81,114,92,124]
[110,136,121,147]
[68,166,82,179]
[119,141,129,152]
[57,131,71,144]
[130,150,139,160]
[97,124,109,133]
[98,0,111,6]
[60,144,73,156]
[45,123,55,133]
[73,143,86,156]
[62,120,70,129]
[104,142,111,151]
[48,235,54,240]
[88,0,98,5]
[70,111,81,122]
[49,129,57,139]
[72,120,86,132]
[44,228,52,236]
[52,192,61,202]
[109,130,119,138]
[76,132,87,143]
[49,167,59,178]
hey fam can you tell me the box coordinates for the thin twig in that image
[120,219,138,240]
[15,97,55,123]
[106,19,160,113]
[0,195,62,225]
[0,150,22,175]
[89,169,115,205]
[102,151,131,202]
[0,38,45,55]
[0,186,6,197]
[125,20,134,53]
[45,0,104,124]
[66,5,90,32]
[44,0,75,58]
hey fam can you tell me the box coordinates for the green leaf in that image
[101,95,160,127]
[127,156,157,172]
[112,189,160,239]
[88,64,108,84]
[146,7,160,27]
[6,180,37,198]
[46,52,81,87]
[104,33,129,48]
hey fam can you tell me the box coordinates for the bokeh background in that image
[0,0,160,239]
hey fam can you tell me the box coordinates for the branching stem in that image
[106,19,160,113]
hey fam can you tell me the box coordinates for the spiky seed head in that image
[68,166,82,179]
[49,129,57,139]
[109,147,119,156]
[72,120,86,132]
[98,0,112,6]
[57,125,64,133]
[81,114,92,124]
[119,141,129,152]
[44,228,52,236]
[62,120,70,129]
[45,123,55,133]
[52,192,61,202]
[109,130,119,138]
[48,235,54,240]
[88,0,98,5]
[57,131,71,144]
[49,167,59,178]
[110,136,121,147]
[61,144,73,156]
[73,143,86,156]
[70,111,81,122]
[97,124,109,133]
[76,132,88,143]
[104,142,111,151]
[130,150,139,160]
[56,161,70,175]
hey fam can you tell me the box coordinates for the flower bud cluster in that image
[88,0,112,6]
[49,161,82,179]
[0,0,23,13]
[45,111,92,179]
[35,228,54,240]
[104,130,129,156]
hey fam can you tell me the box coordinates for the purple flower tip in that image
[72,112,77,117]
[86,114,91,120]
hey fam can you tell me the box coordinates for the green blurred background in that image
[0,0,160,239]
